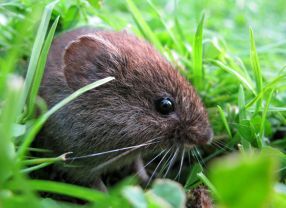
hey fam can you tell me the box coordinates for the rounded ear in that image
[63,35,120,90]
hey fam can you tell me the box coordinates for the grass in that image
[0,0,286,207]
[192,13,204,90]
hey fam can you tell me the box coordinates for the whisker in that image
[91,149,135,173]
[90,141,158,173]
[175,148,185,181]
[146,148,171,187]
[191,148,201,167]
[66,139,159,160]
[195,147,206,168]
[163,147,180,178]
[202,148,225,163]
[134,149,166,178]
[212,140,232,152]
[211,141,224,151]
[214,140,234,151]
[157,149,176,177]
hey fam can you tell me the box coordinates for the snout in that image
[172,124,214,147]
[196,127,213,145]
[184,126,213,147]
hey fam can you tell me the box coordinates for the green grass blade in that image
[212,60,256,95]
[267,107,286,112]
[238,85,246,121]
[192,14,205,90]
[126,0,164,53]
[174,17,188,53]
[184,163,203,189]
[20,0,59,114]
[1,77,23,142]
[230,56,253,85]
[0,76,23,185]
[146,0,185,54]
[26,16,59,119]
[258,90,274,147]
[15,180,105,201]
[0,5,43,97]
[217,105,232,139]
[245,72,286,109]
[22,153,68,166]
[249,28,263,112]
[21,162,52,174]
[16,77,115,161]
[197,172,219,198]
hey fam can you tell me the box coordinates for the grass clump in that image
[0,0,286,207]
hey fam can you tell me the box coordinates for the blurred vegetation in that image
[0,0,286,207]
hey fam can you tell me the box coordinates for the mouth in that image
[183,143,195,149]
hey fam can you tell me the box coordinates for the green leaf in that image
[12,123,26,137]
[87,0,101,9]
[63,5,78,29]
[237,120,256,144]
[274,183,286,208]
[273,192,286,208]
[151,179,186,208]
[145,191,171,208]
[122,186,147,208]
[209,151,277,208]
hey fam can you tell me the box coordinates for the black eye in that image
[155,97,175,115]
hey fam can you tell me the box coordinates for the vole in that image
[37,27,213,187]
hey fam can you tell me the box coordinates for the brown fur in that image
[37,28,212,186]
[187,186,213,208]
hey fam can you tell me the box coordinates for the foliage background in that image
[0,0,286,207]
